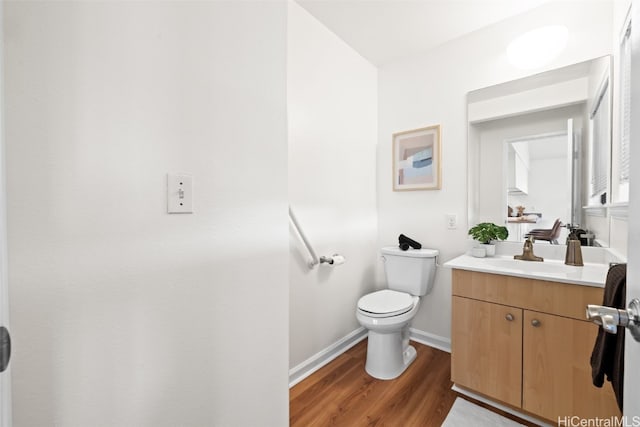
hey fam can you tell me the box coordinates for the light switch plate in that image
[446,214,457,229]
[167,173,193,214]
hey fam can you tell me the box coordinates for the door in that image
[626,0,640,417]
[0,2,11,425]
[451,297,522,407]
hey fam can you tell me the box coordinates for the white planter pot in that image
[471,247,486,258]
[480,243,496,257]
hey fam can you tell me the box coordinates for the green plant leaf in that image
[468,222,509,244]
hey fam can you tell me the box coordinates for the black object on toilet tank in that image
[398,234,422,250]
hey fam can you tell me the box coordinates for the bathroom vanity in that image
[446,255,621,424]
[459,52,625,423]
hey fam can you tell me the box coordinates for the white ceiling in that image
[295,0,555,66]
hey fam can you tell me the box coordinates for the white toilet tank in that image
[381,246,439,296]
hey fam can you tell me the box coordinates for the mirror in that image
[505,132,572,242]
[467,56,612,246]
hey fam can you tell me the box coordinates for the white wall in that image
[4,2,289,426]
[610,217,628,258]
[288,2,378,369]
[378,2,613,341]
[509,155,571,238]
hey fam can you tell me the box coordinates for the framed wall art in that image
[392,125,441,191]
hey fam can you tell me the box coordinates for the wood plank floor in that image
[290,339,537,427]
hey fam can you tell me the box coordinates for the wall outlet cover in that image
[446,214,457,229]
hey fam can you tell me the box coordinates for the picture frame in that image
[392,124,441,191]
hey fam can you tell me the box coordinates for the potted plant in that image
[468,222,509,256]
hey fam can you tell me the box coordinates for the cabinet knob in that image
[531,319,541,327]
[505,313,514,321]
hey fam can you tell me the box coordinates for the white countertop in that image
[444,254,609,288]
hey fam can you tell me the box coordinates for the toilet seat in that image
[357,289,417,318]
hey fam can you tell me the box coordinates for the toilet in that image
[356,246,438,380]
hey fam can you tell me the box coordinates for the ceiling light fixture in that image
[507,25,569,70]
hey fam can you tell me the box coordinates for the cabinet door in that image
[523,311,621,421]
[451,296,522,407]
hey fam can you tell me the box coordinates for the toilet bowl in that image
[357,290,421,379]
[356,247,438,380]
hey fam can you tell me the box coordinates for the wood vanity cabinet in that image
[452,296,523,407]
[451,269,621,423]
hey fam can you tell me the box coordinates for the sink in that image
[483,258,576,274]
[444,255,610,287]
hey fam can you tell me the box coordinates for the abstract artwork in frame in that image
[392,125,441,191]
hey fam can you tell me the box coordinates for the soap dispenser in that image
[565,229,584,266]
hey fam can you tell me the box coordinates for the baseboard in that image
[409,328,451,353]
[289,327,368,388]
[289,327,450,388]
[452,384,551,427]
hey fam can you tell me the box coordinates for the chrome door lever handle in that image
[586,298,640,342]
[586,306,628,333]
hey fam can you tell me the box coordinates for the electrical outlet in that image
[446,214,457,229]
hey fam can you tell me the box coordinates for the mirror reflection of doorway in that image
[505,129,575,243]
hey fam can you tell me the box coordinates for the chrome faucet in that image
[514,236,544,262]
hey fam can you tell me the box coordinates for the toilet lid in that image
[357,290,415,318]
